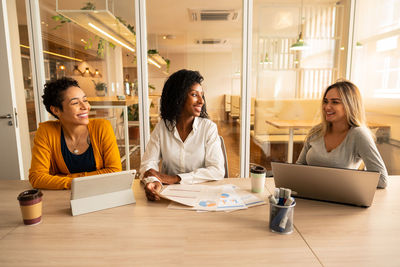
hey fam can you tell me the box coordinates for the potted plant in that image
[92,80,107,96]
[127,104,139,121]
[123,100,155,140]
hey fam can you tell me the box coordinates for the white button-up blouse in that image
[140,117,225,185]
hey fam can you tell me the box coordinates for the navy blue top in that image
[61,130,96,174]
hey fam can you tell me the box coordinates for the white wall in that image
[148,52,234,121]
[187,52,233,121]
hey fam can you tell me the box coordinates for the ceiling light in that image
[290,32,308,51]
[73,65,81,75]
[20,44,83,62]
[82,67,91,77]
[290,0,308,51]
[162,34,176,40]
[72,66,102,77]
[93,69,102,78]
[88,22,135,52]
[260,53,272,65]
[59,65,65,70]
[148,58,161,68]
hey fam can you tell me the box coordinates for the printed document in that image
[160,184,265,212]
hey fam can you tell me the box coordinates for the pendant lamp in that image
[290,0,308,51]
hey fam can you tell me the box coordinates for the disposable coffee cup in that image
[269,202,296,234]
[250,165,266,193]
[17,189,43,225]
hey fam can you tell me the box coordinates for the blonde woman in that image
[296,80,388,188]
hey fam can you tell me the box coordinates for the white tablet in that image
[70,170,136,216]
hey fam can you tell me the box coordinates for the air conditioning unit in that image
[195,39,228,45]
[188,9,239,22]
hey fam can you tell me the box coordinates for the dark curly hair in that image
[160,69,208,131]
[42,77,80,119]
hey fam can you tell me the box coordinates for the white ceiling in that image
[16,0,340,61]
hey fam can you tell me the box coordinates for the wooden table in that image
[266,176,400,266]
[0,177,399,266]
[265,119,316,163]
[88,96,139,170]
[265,119,390,164]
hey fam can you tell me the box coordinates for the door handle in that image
[0,114,12,119]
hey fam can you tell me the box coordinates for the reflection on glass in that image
[147,0,243,177]
[352,0,400,175]
[38,0,139,171]
[16,0,36,135]
[251,0,348,172]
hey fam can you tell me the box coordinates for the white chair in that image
[219,136,229,178]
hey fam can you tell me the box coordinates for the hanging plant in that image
[148,50,171,72]
[163,57,171,73]
[148,84,156,91]
[97,38,106,58]
[81,2,96,10]
[51,2,116,59]
[51,14,71,30]
[116,16,136,35]
[147,49,158,55]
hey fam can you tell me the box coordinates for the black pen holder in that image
[269,202,296,234]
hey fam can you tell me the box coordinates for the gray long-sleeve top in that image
[296,126,388,188]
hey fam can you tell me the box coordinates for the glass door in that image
[250,0,349,170]
[146,0,243,177]
[38,0,140,171]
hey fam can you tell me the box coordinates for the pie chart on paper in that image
[198,200,216,207]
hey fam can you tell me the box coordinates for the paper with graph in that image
[160,184,264,212]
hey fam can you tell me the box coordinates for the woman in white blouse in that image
[140,69,225,201]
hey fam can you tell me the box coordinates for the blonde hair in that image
[307,80,367,141]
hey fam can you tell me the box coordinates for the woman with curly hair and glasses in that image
[29,77,122,189]
[140,69,225,201]
[297,80,388,188]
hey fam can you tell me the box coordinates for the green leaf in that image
[81,2,96,10]
[52,15,61,21]
[148,49,158,55]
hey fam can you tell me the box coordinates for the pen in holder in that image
[268,188,296,234]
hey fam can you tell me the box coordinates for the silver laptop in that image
[70,170,136,216]
[271,162,379,207]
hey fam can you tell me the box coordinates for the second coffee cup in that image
[250,165,266,193]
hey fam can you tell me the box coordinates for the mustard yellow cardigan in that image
[29,119,122,189]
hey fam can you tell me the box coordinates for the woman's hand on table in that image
[144,181,162,201]
[144,169,181,185]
